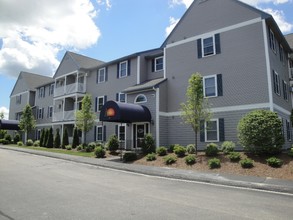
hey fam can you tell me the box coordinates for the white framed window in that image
[279,44,284,63]
[39,87,45,98]
[203,75,217,97]
[98,96,105,111]
[96,126,103,142]
[118,125,126,142]
[47,106,53,118]
[49,84,54,96]
[155,56,163,72]
[16,95,22,104]
[273,71,280,95]
[205,119,219,142]
[202,36,215,57]
[97,68,106,83]
[269,29,276,53]
[119,61,128,78]
[283,80,288,101]
[38,108,44,119]
[118,93,126,103]
[134,94,147,103]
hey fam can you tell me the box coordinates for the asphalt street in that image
[0,148,293,220]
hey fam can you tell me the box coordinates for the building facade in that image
[9,0,293,149]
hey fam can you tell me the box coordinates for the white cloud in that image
[169,0,193,8]
[165,17,180,37]
[0,106,9,120]
[240,0,290,6]
[0,0,101,78]
[97,0,112,10]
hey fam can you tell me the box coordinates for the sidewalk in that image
[1,145,293,195]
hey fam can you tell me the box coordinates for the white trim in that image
[166,18,262,49]
[96,125,103,142]
[163,48,167,79]
[55,70,78,80]
[202,35,216,58]
[273,104,291,116]
[119,61,128,78]
[203,75,218,97]
[97,67,106,83]
[118,124,127,149]
[205,118,219,142]
[10,91,29,98]
[155,88,160,147]
[134,94,147,103]
[97,96,105,112]
[137,56,140,84]
[154,56,164,72]
[262,20,274,111]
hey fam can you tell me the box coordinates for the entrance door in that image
[133,123,149,148]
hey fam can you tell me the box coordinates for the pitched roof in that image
[285,33,293,50]
[67,51,105,69]
[123,78,167,93]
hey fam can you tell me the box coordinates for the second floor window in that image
[282,80,288,101]
[119,61,128,78]
[49,84,54,96]
[155,57,163,72]
[97,68,106,83]
[16,95,22,104]
[47,106,53,118]
[269,29,276,52]
[39,87,45,98]
[273,70,280,95]
[279,44,284,63]
[198,34,221,59]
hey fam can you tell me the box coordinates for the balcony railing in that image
[53,110,75,122]
[54,83,85,97]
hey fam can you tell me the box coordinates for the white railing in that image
[53,110,75,122]
[77,83,85,93]
[54,87,64,97]
[66,83,76,94]
[53,111,63,122]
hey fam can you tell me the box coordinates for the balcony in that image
[53,110,75,122]
[54,83,85,97]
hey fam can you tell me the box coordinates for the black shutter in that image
[105,67,108,82]
[127,60,131,76]
[104,95,107,103]
[117,63,120,78]
[215,34,221,54]
[217,74,223,96]
[197,39,202,59]
[96,70,99,83]
[94,126,96,142]
[115,125,118,136]
[200,120,205,142]
[151,59,155,72]
[272,71,276,94]
[42,108,44,119]
[95,97,98,112]
[103,125,106,142]
[116,93,119,101]
[219,118,225,142]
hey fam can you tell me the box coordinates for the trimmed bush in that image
[156,146,167,156]
[266,157,283,168]
[26,139,34,146]
[40,128,45,147]
[0,139,4,144]
[17,141,23,146]
[87,142,96,150]
[142,134,156,154]
[221,141,235,154]
[54,129,61,148]
[205,143,219,157]
[174,145,186,157]
[163,155,177,165]
[238,110,284,155]
[240,158,254,169]
[168,144,176,153]
[146,153,157,161]
[208,158,221,169]
[46,127,54,148]
[108,135,119,153]
[186,144,196,154]
[185,155,196,165]
[33,140,40,147]
[288,148,293,157]
[96,142,104,149]
[13,133,21,144]
[4,134,12,143]
[72,127,80,149]
[62,128,69,149]
[65,145,72,150]
[1,139,9,145]
[76,144,84,151]
[228,152,241,162]
[44,129,49,148]
[95,146,106,158]
[123,152,137,162]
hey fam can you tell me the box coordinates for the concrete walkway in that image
[1,145,293,194]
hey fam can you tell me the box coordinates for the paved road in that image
[0,149,293,220]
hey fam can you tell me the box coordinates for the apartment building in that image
[9,0,293,149]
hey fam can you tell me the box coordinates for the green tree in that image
[0,112,4,119]
[0,111,7,139]
[44,129,49,148]
[142,133,156,154]
[54,129,61,148]
[46,127,53,148]
[238,110,284,155]
[19,104,36,143]
[75,94,96,144]
[40,128,45,147]
[72,127,80,149]
[180,73,212,154]
[62,127,69,149]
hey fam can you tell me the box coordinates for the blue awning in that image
[0,120,20,130]
[100,101,151,123]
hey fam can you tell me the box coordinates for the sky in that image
[0,0,293,119]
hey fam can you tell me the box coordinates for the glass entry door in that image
[133,123,149,148]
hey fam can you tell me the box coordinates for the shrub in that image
[288,148,293,157]
[33,140,40,147]
[96,142,104,149]
[40,128,45,147]
[1,139,9,145]
[65,145,72,150]
[240,158,254,169]
[168,144,176,153]
[95,146,106,158]
[46,127,54,148]
[146,153,157,161]
[4,134,12,143]
[13,133,21,144]
[266,157,283,168]
[205,143,219,157]
[221,141,235,154]
[228,152,241,162]
[186,144,196,154]
[208,158,221,169]
[0,139,4,144]
[142,134,156,154]
[108,135,119,153]
[173,145,186,157]
[62,128,69,149]
[26,139,34,146]
[76,144,84,151]
[238,110,284,155]
[88,142,96,150]
[72,127,80,149]
[185,155,196,165]
[156,146,167,156]
[54,129,61,148]
[17,141,23,146]
[84,144,95,153]
[163,155,177,165]
[123,152,137,162]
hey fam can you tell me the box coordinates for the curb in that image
[1,145,293,195]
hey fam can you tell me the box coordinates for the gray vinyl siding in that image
[159,81,168,112]
[54,53,79,79]
[166,21,269,112]
[275,110,292,149]
[159,116,168,147]
[35,85,54,124]
[9,93,29,120]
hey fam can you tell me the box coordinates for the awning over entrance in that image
[0,120,20,130]
[100,101,151,123]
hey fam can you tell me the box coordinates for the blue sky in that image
[0,0,293,119]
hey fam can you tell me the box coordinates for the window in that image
[118,125,126,141]
[273,71,280,95]
[205,119,219,142]
[16,95,22,104]
[198,34,220,58]
[49,84,54,96]
[286,120,291,141]
[47,106,53,118]
[279,44,284,63]
[135,94,147,103]
[204,75,217,97]
[98,96,105,111]
[118,93,126,103]
[269,29,276,52]
[203,36,215,57]
[119,61,128,78]
[96,126,103,142]
[15,112,22,120]
[39,87,45,98]
[155,57,163,72]
[38,108,44,119]
[97,68,106,83]
[283,80,288,101]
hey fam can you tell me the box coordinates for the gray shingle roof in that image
[285,33,293,50]
[67,51,105,69]
[123,78,167,93]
